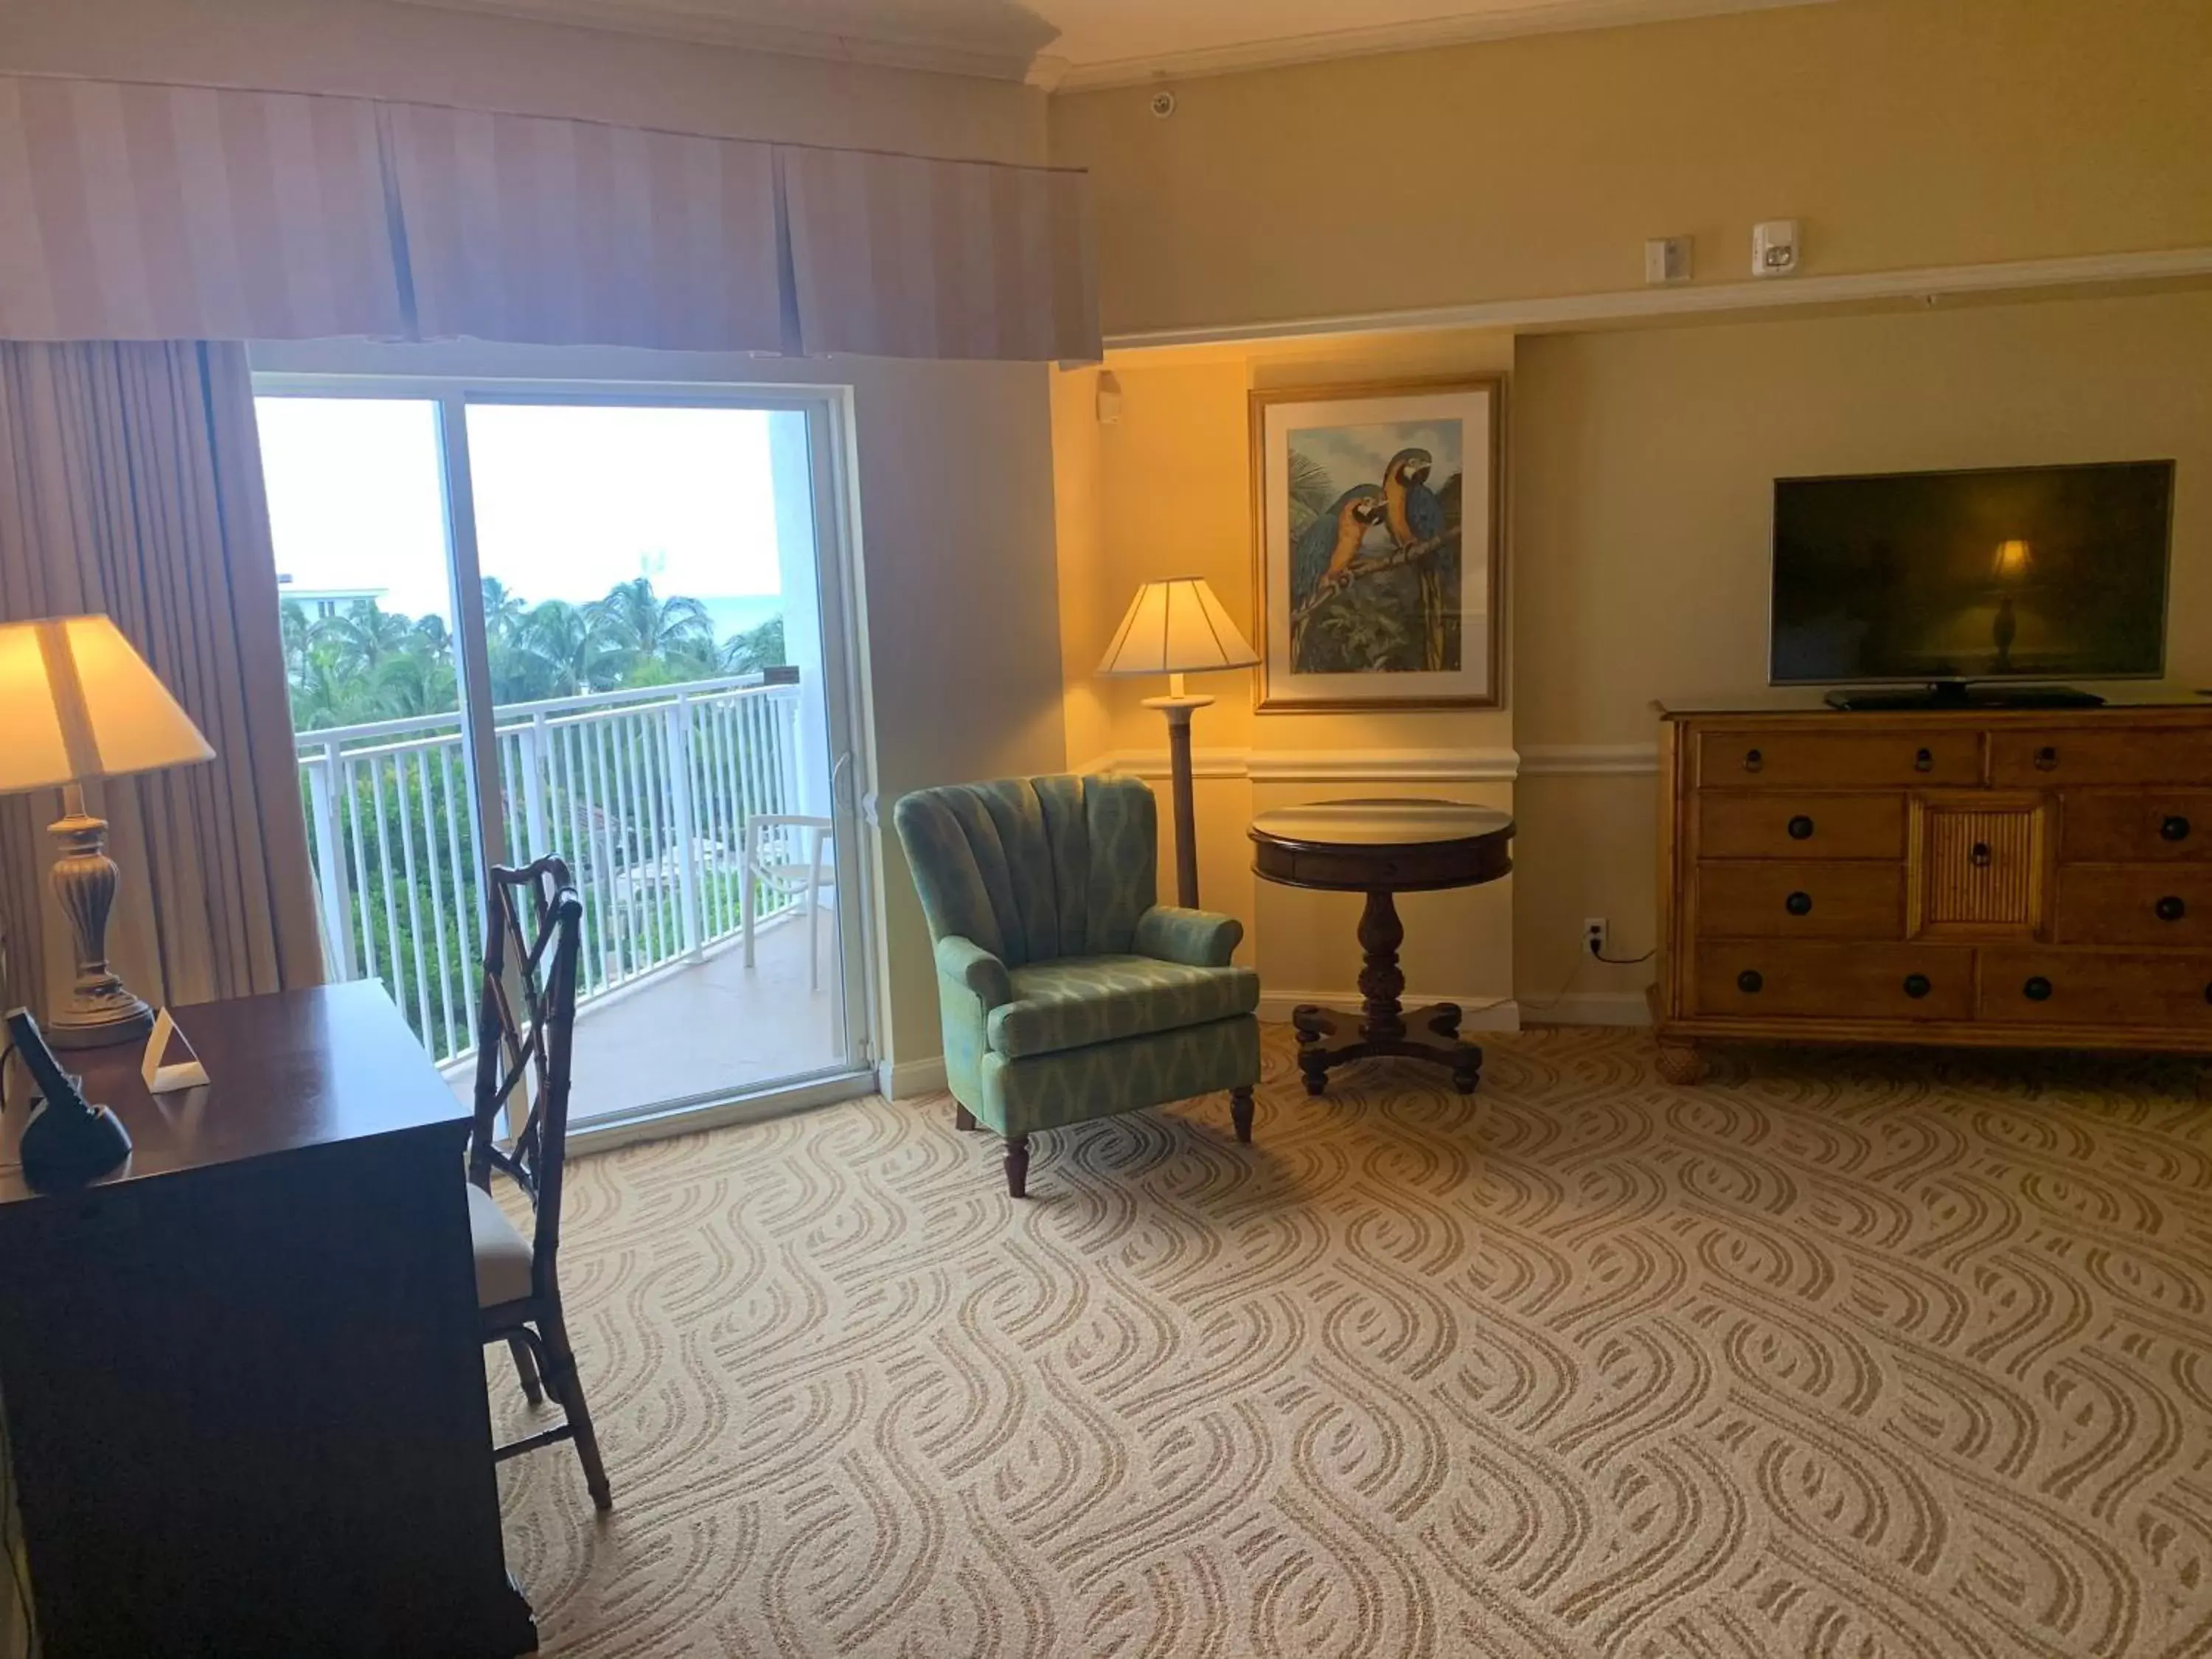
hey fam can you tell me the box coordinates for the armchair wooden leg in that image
[1230,1085,1254,1145]
[538,1307,613,1512]
[1004,1134,1030,1200]
[954,1103,978,1132]
[507,1335,545,1407]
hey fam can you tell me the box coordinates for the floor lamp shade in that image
[0,616,215,1048]
[1097,580,1257,909]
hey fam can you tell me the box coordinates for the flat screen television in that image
[1770,461,2174,698]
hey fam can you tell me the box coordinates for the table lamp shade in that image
[0,615,212,794]
[1097,578,1259,677]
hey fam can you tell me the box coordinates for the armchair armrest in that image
[934,936,1013,1012]
[1133,905,1244,969]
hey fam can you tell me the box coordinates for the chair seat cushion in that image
[466,1182,535,1308]
[987,954,1260,1060]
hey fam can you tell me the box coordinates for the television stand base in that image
[1823,683,2107,712]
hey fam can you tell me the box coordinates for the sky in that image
[257,397,785,626]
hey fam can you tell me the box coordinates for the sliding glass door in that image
[255,380,873,1131]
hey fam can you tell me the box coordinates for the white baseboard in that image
[879,1054,948,1099]
[1258,992,1521,1033]
[1522,991,1653,1027]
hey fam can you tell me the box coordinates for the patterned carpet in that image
[491,1025,2212,1658]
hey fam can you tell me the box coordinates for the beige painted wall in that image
[1512,286,2212,1013]
[0,0,1046,163]
[1056,330,1520,1012]
[1051,0,2212,338]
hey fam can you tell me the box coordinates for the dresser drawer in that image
[1695,860,1904,939]
[1692,942,1972,1020]
[2060,792,2212,863]
[1992,727,2212,787]
[1977,950,2212,1029]
[1696,729,1980,790]
[1697,792,1903,860]
[2054,868,2212,947]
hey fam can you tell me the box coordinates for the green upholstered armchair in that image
[893,774,1261,1198]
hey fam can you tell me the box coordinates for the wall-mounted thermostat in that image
[1753,219,1800,278]
[1644,235,1693,285]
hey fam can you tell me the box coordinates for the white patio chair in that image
[742,815,835,990]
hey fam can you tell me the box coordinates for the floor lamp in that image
[1097,578,1259,908]
[0,616,215,1048]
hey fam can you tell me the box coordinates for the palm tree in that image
[718,615,787,675]
[279,599,315,681]
[375,650,457,719]
[517,599,612,698]
[289,644,386,732]
[588,577,714,674]
[479,577,528,648]
[409,613,453,663]
[317,599,413,678]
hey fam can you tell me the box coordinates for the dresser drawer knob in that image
[2163,815,2193,843]
[1784,891,1812,917]
[1743,748,1764,773]
[1787,815,1815,840]
[1969,841,1993,868]
[1903,973,1932,999]
[1737,970,1764,994]
[2023,975,2053,1002]
[2034,745,2059,771]
[1914,747,1935,773]
[2157,895,2187,922]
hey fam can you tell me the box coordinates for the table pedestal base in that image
[1290,889,1484,1097]
[1293,1002,1483,1096]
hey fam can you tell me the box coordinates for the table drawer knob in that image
[1915,747,1935,773]
[2023,975,2053,1002]
[1969,841,1993,868]
[1737,969,1764,994]
[1787,815,1815,840]
[1903,973,1932,999]
[1784,891,1812,917]
[1743,748,1764,773]
[2163,815,2193,843]
[2157,895,2187,922]
[2034,745,2060,771]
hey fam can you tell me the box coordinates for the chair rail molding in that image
[1078,746,1522,784]
[1517,742,1660,776]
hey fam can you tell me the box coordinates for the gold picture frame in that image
[1250,373,1504,712]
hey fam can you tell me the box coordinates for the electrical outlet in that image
[1583,917,1608,959]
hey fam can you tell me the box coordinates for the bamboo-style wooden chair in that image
[465,855,612,1511]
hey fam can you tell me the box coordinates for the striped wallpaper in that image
[0,74,1099,363]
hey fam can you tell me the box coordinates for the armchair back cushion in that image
[894,775,1158,967]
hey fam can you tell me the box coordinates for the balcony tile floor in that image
[446,910,844,1119]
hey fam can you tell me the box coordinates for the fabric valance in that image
[0,77,404,342]
[0,74,1099,363]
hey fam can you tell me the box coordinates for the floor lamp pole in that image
[1144,673,1211,909]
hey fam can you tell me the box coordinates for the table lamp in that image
[1097,577,1259,908]
[0,616,215,1048]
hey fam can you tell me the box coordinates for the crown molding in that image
[1103,246,2212,354]
[1052,0,1833,92]
[389,0,1046,83]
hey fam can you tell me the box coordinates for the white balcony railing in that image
[295,675,807,1065]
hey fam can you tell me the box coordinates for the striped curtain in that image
[383,103,787,352]
[0,73,1099,363]
[780,146,1099,361]
[0,75,404,341]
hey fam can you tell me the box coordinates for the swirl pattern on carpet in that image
[493,1025,2212,1658]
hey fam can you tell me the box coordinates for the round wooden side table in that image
[1250,799,1515,1096]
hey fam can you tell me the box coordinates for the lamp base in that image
[46,805,156,1051]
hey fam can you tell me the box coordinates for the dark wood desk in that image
[0,982,535,1659]
[1251,799,1516,1097]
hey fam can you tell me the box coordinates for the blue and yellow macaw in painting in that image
[1382,448,1444,549]
[1292,484,1386,608]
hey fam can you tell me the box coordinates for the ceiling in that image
[390,0,1834,90]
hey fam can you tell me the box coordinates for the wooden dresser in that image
[1653,700,2212,1081]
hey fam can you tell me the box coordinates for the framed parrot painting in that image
[1249,375,1502,711]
